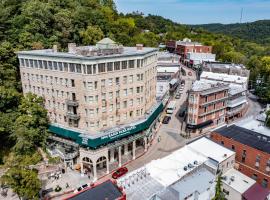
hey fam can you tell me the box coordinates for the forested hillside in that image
[0,0,270,197]
[190,20,270,45]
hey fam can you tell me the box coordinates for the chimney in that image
[53,44,58,53]
[136,44,143,50]
[68,43,77,54]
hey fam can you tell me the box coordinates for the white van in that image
[166,101,176,114]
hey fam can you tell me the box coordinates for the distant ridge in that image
[189,20,270,45]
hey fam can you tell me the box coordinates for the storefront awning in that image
[186,120,213,130]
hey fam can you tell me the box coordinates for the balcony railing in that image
[198,106,226,117]
[226,105,245,117]
[200,96,228,107]
[227,96,247,108]
[66,112,80,120]
[66,99,79,107]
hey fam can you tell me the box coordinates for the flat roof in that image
[17,46,157,60]
[222,168,255,194]
[243,183,270,200]
[214,124,270,154]
[200,71,248,85]
[203,61,246,69]
[187,137,235,163]
[146,146,207,186]
[68,180,123,200]
[236,117,270,137]
[171,167,215,199]
[191,79,229,92]
[157,66,179,73]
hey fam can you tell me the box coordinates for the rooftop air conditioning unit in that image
[230,176,235,182]
[183,166,188,171]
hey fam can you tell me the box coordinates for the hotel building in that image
[17,38,162,181]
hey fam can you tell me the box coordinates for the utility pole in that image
[240,8,243,23]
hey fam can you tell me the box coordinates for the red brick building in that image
[186,80,229,134]
[176,44,212,63]
[211,125,270,189]
[165,39,212,62]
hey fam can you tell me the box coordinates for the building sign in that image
[82,137,88,145]
[100,126,137,141]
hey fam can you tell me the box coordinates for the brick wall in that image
[211,132,270,189]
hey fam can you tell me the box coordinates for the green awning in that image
[49,102,164,149]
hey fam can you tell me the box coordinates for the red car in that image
[112,167,128,179]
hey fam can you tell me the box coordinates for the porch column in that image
[144,137,147,152]
[110,149,115,163]
[106,157,109,174]
[124,143,129,155]
[118,146,122,167]
[93,162,97,182]
[132,140,136,160]
[80,160,84,176]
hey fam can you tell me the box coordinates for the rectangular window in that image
[129,88,133,95]
[107,62,113,71]
[98,63,106,73]
[129,60,135,68]
[123,76,127,84]
[108,78,113,86]
[76,64,82,73]
[129,75,133,83]
[137,60,140,68]
[69,63,75,72]
[25,59,29,67]
[87,82,93,90]
[109,92,113,99]
[58,62,63,71]
[93,64,96,74]
[94,81,98,89]
[137,74,141,81]
[71,79,75,87]
[53,61,58,70]
[123,101,127,108]
[116,77,120,85]
[87,65,92,74]
[129,99,133,106]
[48,61,52,70]
[29,59,34,68]
[137,87,140,93]
[34,60,38,68]
[101,79,106,87]
[114,61,120,70]
[63,63,68,71]
[123,89,128,96]
[121,61,127,69]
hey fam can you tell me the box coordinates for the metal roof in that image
[67,180,123,200]
[214,125,270,154]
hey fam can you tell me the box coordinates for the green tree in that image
[79,25,104,45]
[12,93,48,155]
[213,174,225,200]
[1,167,41,200]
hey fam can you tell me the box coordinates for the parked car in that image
[74,183,90,193]
[112,167,128,179]
[162,116,171,124]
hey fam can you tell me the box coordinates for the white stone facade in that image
[18,44,158,134]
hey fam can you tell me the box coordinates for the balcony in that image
[200,96,228,107]
[226,105,245,117]
[227,96,247,108]
[66,99,79,107]
[198,106,226,117]
[66,112,80,120]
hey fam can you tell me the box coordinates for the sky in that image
[114,0,270,24]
